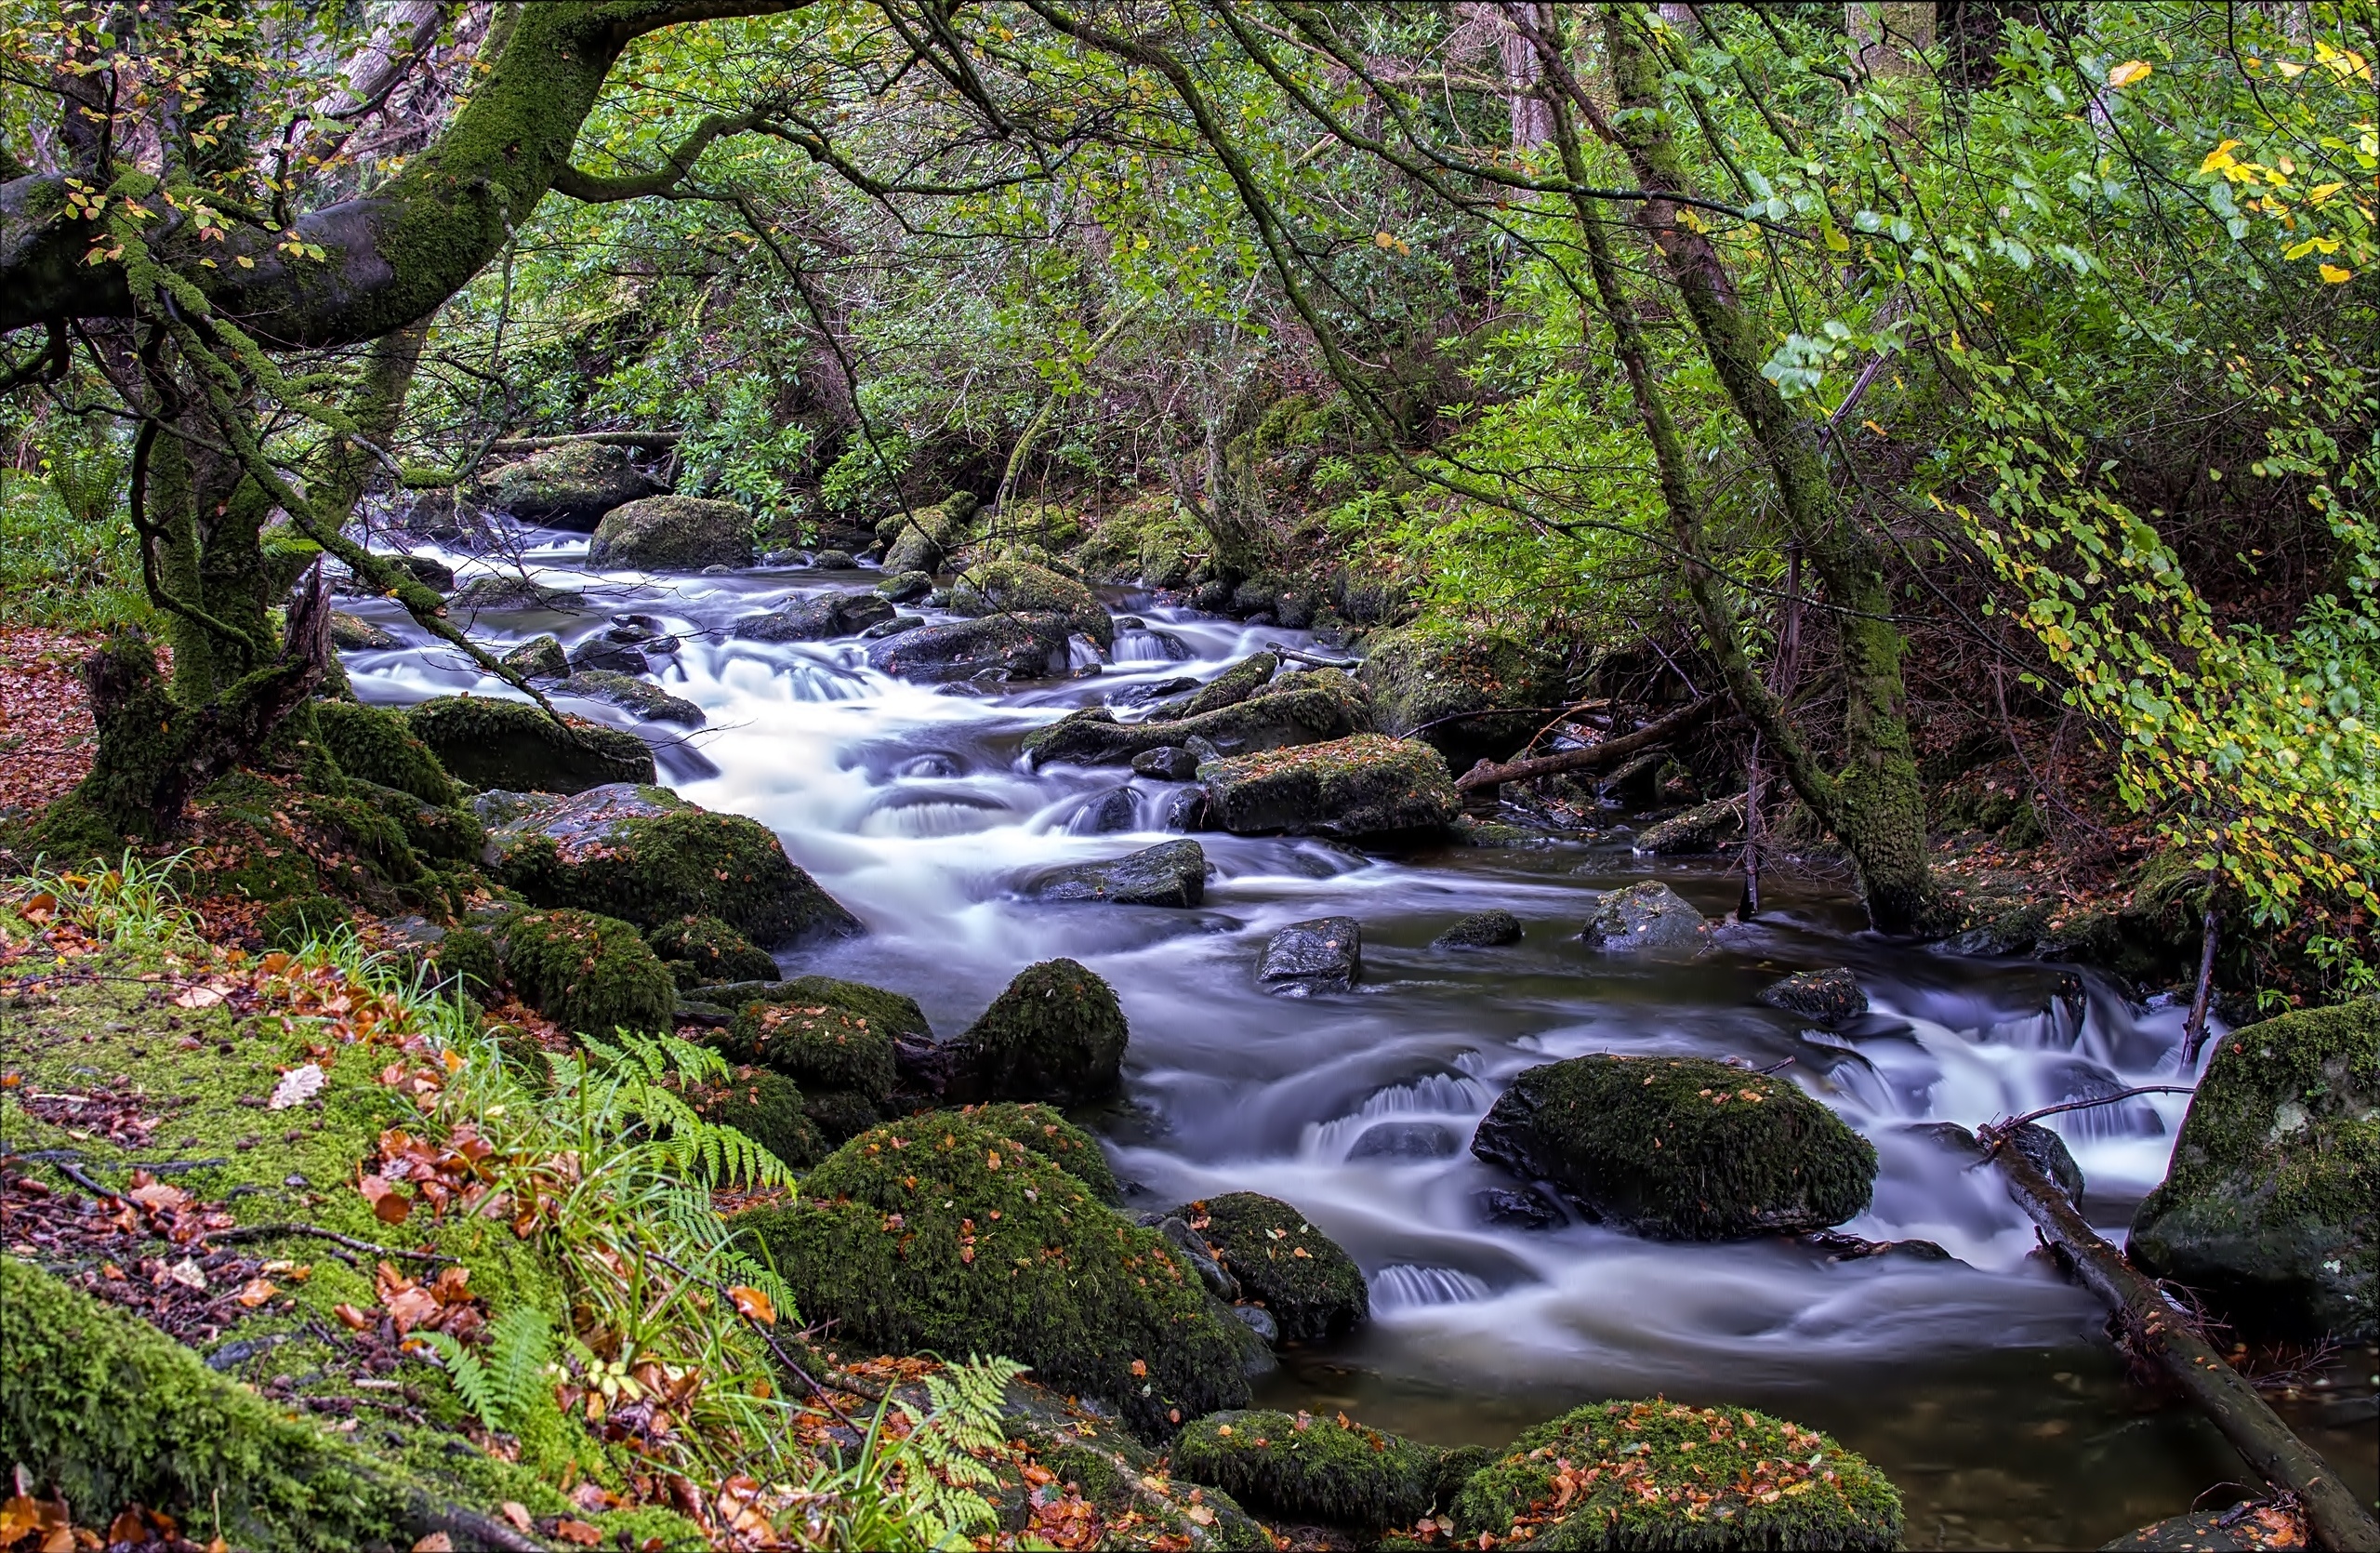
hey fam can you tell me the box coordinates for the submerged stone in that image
[556,670,703,727]
[1757,966,1868,1027]
[1434,909,1522,949]
[1025,840,1207,909]
[1257,916,1361,997]
[731,591,896,643]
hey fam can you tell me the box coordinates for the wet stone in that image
[1580,880,1707,952]
[1131,746,1201,781]
[1757,966,1868,1026]
[732,591,896,643]
[1070,786,1141,835]
[1231,1304,1279,1346]
[1475,1185,1566,1231]
[1026,839,1207,908]
[1258,916,1361,997]
[500,633,569,680]
[812,549,856,568]
[1435,909,1523,949]
[1348,1121,1458,1160]
[329,612,398,651]
[875,569,932,603]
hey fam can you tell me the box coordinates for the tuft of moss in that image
[432,924,499,997]
[492,908,677,1038]
[776,974,930,1039]
[800,1086,886,1147]
[1193,1193,1368,1343]
[311,698,458,806]
[259,894,350,950]
[949,557,1115,647]
[684,1065,827,1168]
[1451,1399,1901,1551]
[647,913,779,989]
[1471,1055,1875,1241]
[721,1000,897,1103]
[405,696,654,794]
[945,958,1128,1107]
[1172,1408,1440,1531]
[734,1111,1251,1440]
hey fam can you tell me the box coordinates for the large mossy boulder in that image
[311,698,456,806]
[350,778,487,863]
[1355,623,1564,773]
[483,907,678,1037]
[865,612,1072,684]
[1025,840,1208,908]
[1471,1055,1876,1240]
[967,1101,1121,1202]
[1193,1192,1368,1343]
[2130,1000,2377,1340]
[951,558,1115,648]
[734,1111,1253,1440]
[406,696,654,793]
[1157,653,1276,721]
[448,574,581,613]
[720,997,897,1104]
[1023,672,1369,769]
[500,633,570,680]
[556,670,704,727]
[1199,734,1458,839]
[682,1064,828,1169]
[483,782,862,948]
[879,491,979,576]
[1173,1409,1439,1532]
[731,590,896,643]
[480,441,660,528]
[1451,1399,1902,1551]
[937,958,1129,1107]
[587,495,753,570]
[647,913,778,989]
[1580,880,1708,952]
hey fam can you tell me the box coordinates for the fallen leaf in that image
[268,1064,325,1110]
[552,1519,602,1546]
[728,1285,776,1325]
[499,1504,533,1533]
[173,985,226,1009]
[411,1535,454,1552]
[235,1279,277,1307]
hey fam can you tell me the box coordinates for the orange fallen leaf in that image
[728,1285,776,1325]
[552,1519,602,1546]
[499,1504,533,1533]
[235,1279,277,1307]
[411,1535,454,1552]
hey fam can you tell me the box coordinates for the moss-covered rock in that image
[500,633,570,680]
[1173,1408,1440,1531]
[996,1378,1272,1549]
[865,611,1073,684]
[490,907,678,1037]
[1472,1055,1876,1241]
[555,670,704,728]
[880,491,980,576]
[431,924,500,997]
[479,441,660,528]
[774,974,932,1040]
[1435,909,1524,949]
[1157,653,1277,721]
[447,575,583,614]
[646,913,778,990]
[1200,734,1458,838]
[1757,968,1868,1028]
[349,780,488,864]
[1191,1193,1368,1343]
[329,611,399,651]
[1356,624,1565,773]
[483,782,862,948]
[683,1064,827,1169]
[587,495,753,570]
[259,894,350,950]
[1025,840,1208,908]
[1635,797,1746,856]
[940,958,1129,1107]
[2130,1000,2377,1339]
[311,698,456,806]
[734,1111,1251,1440]
[720,998,897,1104]
[1025,673,1369,770]
[1581,881,1708,953]
[406,696,654,794]
[1070,493,1210,589]
[950,558,1115,648]
[967,1101,1121,1202]
[800,1086,888,1146]
[1451,1399,1901,1551]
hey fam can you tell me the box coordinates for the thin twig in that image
[210,1223,454,1263]
[1982,1085,2198,1140]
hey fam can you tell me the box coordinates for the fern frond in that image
[415,1329,499,1431]
[483,1307,557,1431]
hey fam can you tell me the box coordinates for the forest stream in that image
[339,535,2374,1551]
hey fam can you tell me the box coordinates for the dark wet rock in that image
[380,552,456,591]
[449,574,580,613]
[858,612,922,641]
[647,913,778,989]
[1580,880,1707,952]
[500,633,569,679]
[800,1087,888,1146]
[1174,1408,1441,1533]
[1474,1185,1565,1230]
[1192,1192,1368,1343]
[1159,787,1207,832]
[2009,1119,2088,1202]
[2132,1000,2376,1340]
[1471,1053,1877,1240]
[1799,1229,1955,1264]
[875,569,932,603]
[557,670,704,727]
[1633,795,1746,856]
[2100,1508,2308,1551]
[1201,734,1458,839]
[1025,839,1207,909]
[1347,1121,1458,1160]
[1155,653,1276,721]
[1435,909,1522,949]
[467,788,562,830]
[407,695,654,792]
[1132,746,1201,781]
[812,549,856,569]
[566,634,650,674]
[733,1108,1250,1441]
[950,558,1114,649]
[933,959,1130,1107]
[1024,673,1369,768]
[1110,674,1199,710]
[482,781,862,947]
[732,591,897,643]
[1355,623,1565,772]
[1157,1216,1242,1302]
[1231,1304,1279,1346]
[1258,916,1361,997]
[879,491,979,577]
[587,495,752,570]
[479,441,661,528]
[865,611,1071,684]
[329,611,399,651]
[1069,786,1140,835]
[1758,966,1868,1026]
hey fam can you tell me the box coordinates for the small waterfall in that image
[1302,1074,1492,1161]
[1372,1265,1493,1310]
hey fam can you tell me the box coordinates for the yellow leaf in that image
[2107,60,2151,88]
[2199,139,2241,174]
[2319,263,2353,283]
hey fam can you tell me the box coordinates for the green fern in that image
[415,1307,556,1435]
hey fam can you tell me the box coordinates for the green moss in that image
[1198,733,1460,839]
[311,698,456,806]
[949,958,1128,1107]
[683,1065,827,1168]
[260,894,350,950]
[647,913,778,989]
[721,999,897,1103]
[1451,1399,1902,1551]
[776,974,930,1039]
[405,696,654,794]
[1162,653,1276,720]
[998,1383,1271,1550]
[1070,493,1209,589]
[735,1112,1251,1440]
[1172,1408,1439,1530]
[476,441,657,526]
[2131,999,2377,1339]
[350,779,488,864]
[880,491,980,575]
[432,924,499,997]
[587,495,754,570]
[964,1102,1120,1202]
[1193,1193,1368,1343]
[1471,1055,1876,1241]
[800,1087,886,1146]
[492,908,677,1038]
[949,557,1114,647]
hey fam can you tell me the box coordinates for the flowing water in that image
[345,533,2378,1549]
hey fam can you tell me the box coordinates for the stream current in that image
[343,533,2377,1549]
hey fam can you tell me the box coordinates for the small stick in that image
[1987,1086,2199,1134]
[2181,903,2223,1069]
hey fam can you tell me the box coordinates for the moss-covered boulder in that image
[1157,653,1277,721]
[1070,493,1210,589]
[720,998,897,1104]
[483,782,862,948]
[731,590,897,643]
[2130,1000,2377,1339]
[406,696,654,793]
[1435,909,1523,949]
[1200,734,1459,839]
[500,633,570,679]
[1356,623,1565,773]
[1451,1399,1901,1551]
[734,1111,1251,1440]
[448,575,582,613]
[1174,1409,1439,1532]
[880,491,980,576]
[1758,968,1868,1027]
[939,958,1129,1107]
[555,670,704,728]
[950,558,1115,648]
[1024,673,1369,769]
[587,495,753,570]
[1191,1193,1368,1343]
[967,1101,1121,1202]
[1581,881,1708,953]
[683,1064,827,1169]
[647,913,778,989]
[311,698,456,806]
[865,611,1073,684]
[1472,1055,1875,1241]
[996,1374,1273,1549]
[329,611,399,651]
[489,907,678,1037]
[479,441,660,528]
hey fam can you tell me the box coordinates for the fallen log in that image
[1982,1120,2380,1553]
[1453,695,1722,792]
[483,431,679,456]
